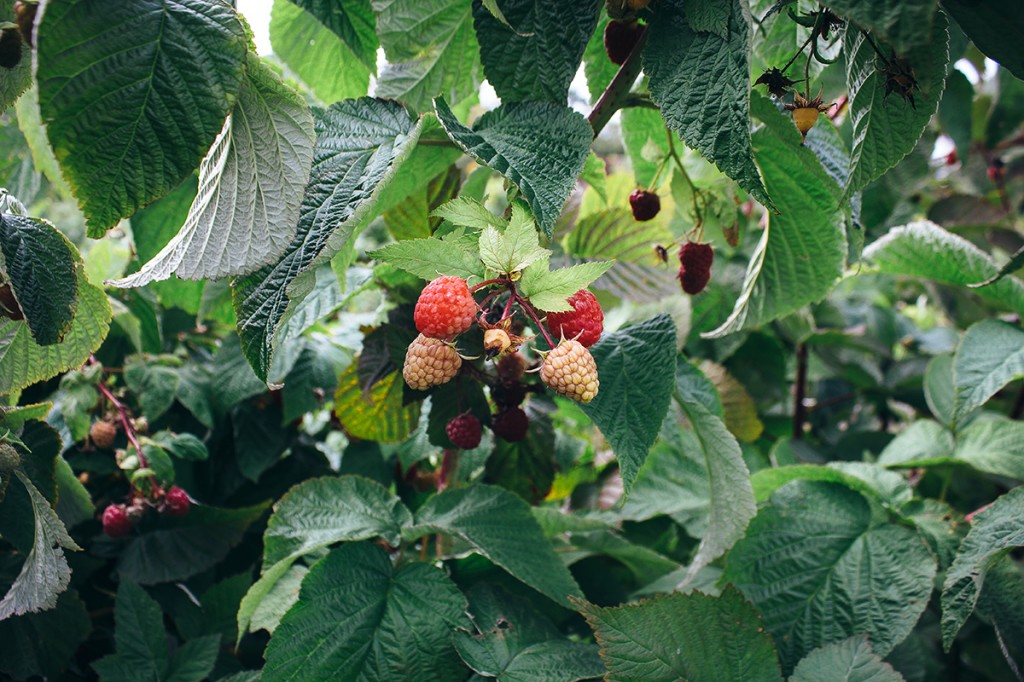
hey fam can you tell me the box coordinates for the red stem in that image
[469,278,506,293]
[89,357,150,474]
[514,294,555,348]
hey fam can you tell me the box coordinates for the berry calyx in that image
[604,19,643,66]
[446,413,483,450]
[89,420,117,449]
[784,92,831,143]
[492,407,529,442]
[102,504,134,538]
[162,486,191,517]
[629,189,660,221]
[677,242,714,295]
[414,275,477,339]
[540,339,600,403]
[545,289,604,348]
[403,334,462,390]
[483,328,512,358]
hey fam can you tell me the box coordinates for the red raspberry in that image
[89,421,117,449]
[604,19,643,65]
[446,413,483,450]
[540,340,599,403]
[414,276,477,339]
[492,407,529,442]
[629,189,660,221]
[162,486,191,517]
[403,334,462,390]
[545,289,603,347]
[102,504,134,538]
[677,242,714,295]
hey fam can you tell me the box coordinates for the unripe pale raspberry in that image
[89,420,117,449]
[545,289,603,347]
[403,334,462,390]
[102,504,134,538]
[540,339,599,403]
[446,413,483,450]
[414,276,477,339]
[162,486,191,517]
[492,407,529,442]
[677,242,714,295]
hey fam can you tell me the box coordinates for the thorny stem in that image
[588,25,649,138]
[513,293,555,348]
[861,30,890,65]
[781,30,816,73]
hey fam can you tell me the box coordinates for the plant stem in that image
[514,293,555,348]
[588,25,649,138]
[792,343,808,440]
[781,30,816,73]
[666,131,703,229]
[90,358,148,469]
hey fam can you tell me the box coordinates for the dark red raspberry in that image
[677,242,714,295]
[102,504,134,538]
[492,407,529,442]
[545,289,603,347]
[604,19,643,65]
[414,276,477,339]
[496,352,526,382]
[446,413,483,450]
[492,380,528,408]
[162,486,191,517]
[629,189,660,221]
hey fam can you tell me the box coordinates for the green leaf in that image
[0,471,80,619]
[111,55,315,284]
[478,205,548,275]
[370,237,486,281]
[938,69,973,163]
[877,420,954,468]
[247,562,307,635]
[433,97,592,236]
[952,419,1024,481]
[0,0,32,111]
[334,368,420,442]
[790,636,906,682]
[124,356,181,421]
[752,464,908,507]
[582,12,617,104]
[580,315,677,493]
[288,0,378,72]
[233,97,424,381]
[577,587,783,682]
[862,221,1024,317]
[0,268,112,394]
[952,320,1024,425]
[0,213,79,345]
[827,0,938,53]
[619,107,671,189]
[684,0,730,37]
[970,242,1024,289]
[842,17,949,200]
[117,502,270,585]
[36,0,248,235]
[404,484,583,607]
[725,481,936,671]
[705,94,845,337]
[519,258,614,312]
[91,580,169,680]
[152,431,209,462]
[263,542,470,681]
[263,475,413,566]
[619,428,711,531]
[454,584,604,681]
[432,196,507,231]
[472,0,599,104]
[0,591,90,680]
[372,0,482,112]
[941,486,1024,648]
[941,0,1024,80]
[924,353,956,427]
[645,0,772,209]
[270,0,370,105]
[165,635,220,682]
[674,370,756,587]
[563,206,672,263]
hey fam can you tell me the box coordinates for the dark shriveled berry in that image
[492,407,529,442]
[629,189,660,221]
[0,27,22,69]
[604,19,643,65]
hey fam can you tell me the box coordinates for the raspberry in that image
[89,421,117,449]
[162,486,191,517]
[492,407,529,442]
[0,27,22,70]
[446,413,483,450]
[496,352,526,382]
[677,242,714,295]
[604,19,643,65]
[0,283,23,321]
[484,328,512,358]
[629,189,660,221]
[403,334,462,390]
[102,504,134,538]
[414,276,477,339]
[540,339,599,403]
[492,380,527,408]
[545,289,603,347]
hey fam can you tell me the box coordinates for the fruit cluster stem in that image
[513,293,555,349]
[89,356,154,483]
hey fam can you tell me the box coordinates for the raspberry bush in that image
[0,0,1022,679]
